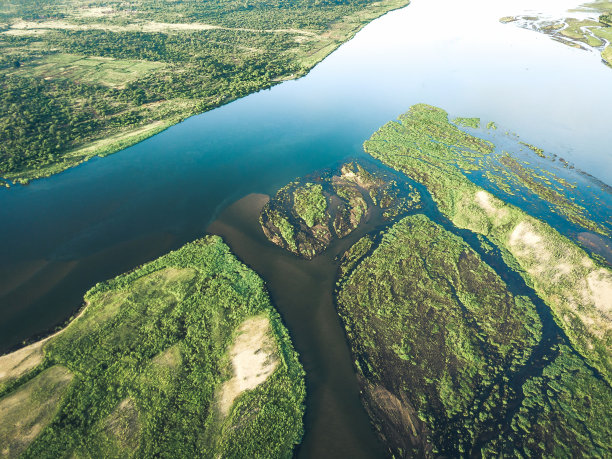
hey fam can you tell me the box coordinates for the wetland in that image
[1,0,612,457]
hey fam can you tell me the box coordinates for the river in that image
[1,0,611,454]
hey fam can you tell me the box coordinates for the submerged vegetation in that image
[260,162,421,258]
[0,0,410,184]
[336,215,611,456]
[364,103,612,384]
[0,236,305,457]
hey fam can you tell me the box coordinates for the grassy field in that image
[336,214,611,456]
[260,161,421,258]
[0,0,410,185]
[364,103,612,386]
[0,236,305,458]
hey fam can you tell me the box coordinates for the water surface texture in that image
[1,0,611,355]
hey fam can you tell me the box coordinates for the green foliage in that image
[452,117,480,129]
[260,161,421,258]
[0,0,410,182]
[486,345,612,457]
[1,236,305,458]
[293,183,328,227]
[363,103,612,383]
[337,214,542,456]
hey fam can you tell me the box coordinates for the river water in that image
[1,0,611,453]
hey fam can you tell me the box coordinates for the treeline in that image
[0,0,396,179]
[5,236,305,457]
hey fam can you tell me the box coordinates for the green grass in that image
[0,236,305,458]
[6,53,165,88]
[0,0,411,183]
[452,117,480,129]
[364,103,612,386]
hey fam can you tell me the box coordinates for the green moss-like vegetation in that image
[293,183,328,228]
[364,103,612,385]
[260,161,421,258]
[337,234,374,279]
[0,0,410,183]
[484,344,612,457]
[337,214,612,456]
[0,236,305,458]
[452,117,480,129]
[519,141,545,158]
[336,215,544,456]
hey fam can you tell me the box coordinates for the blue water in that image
[1,0,612,350]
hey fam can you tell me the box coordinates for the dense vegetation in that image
[0,236,305,458]
[260,161,420,258]
[336,215,612,456]
[0,0,409,184]
[364,104,612,384]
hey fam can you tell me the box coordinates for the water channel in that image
[1,0,611,455]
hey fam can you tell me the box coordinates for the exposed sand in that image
[475,190,509,221]
[5,19,317,37]
[218,315,278,416]
[508,220,612,339]
[0,303,88,387]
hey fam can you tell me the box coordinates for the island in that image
[0,237,305,458]
[257,104,612,456]
[501,1,612,68]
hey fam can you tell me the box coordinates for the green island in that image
[336,215,611,456]
[501,1,612,68]
[0,0,409,185]
[364,104,612,385]
[251,105,611,455]
[0,236,305,458]
[259,161,421,258]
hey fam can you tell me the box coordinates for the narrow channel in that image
[208,193,389,458]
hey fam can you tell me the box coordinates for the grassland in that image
[0,236,305,458]
[364,103,612,386]
[336,214,612,456]
[0,0,410,185]
[260,161,421,258]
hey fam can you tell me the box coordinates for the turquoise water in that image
[1,0,611,351]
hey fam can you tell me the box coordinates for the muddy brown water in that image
[207,193,389,459]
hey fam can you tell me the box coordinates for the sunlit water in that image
[0,0,610,358]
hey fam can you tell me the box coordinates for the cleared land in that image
[0,0,410,184]
[0,236,305,457]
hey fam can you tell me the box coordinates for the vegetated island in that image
[259,105,612,456]
[0,236,305,458]
[501,0,612,67]
[260,161,421,258]
[0,0,410,186]
[346,103,611,456]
